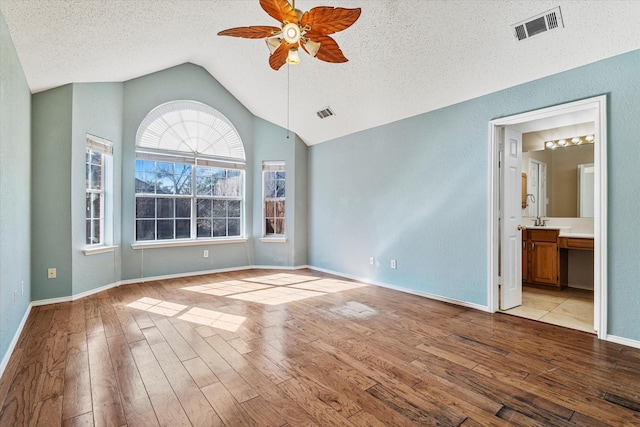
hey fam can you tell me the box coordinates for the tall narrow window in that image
[86,134,113,246]
[263,162,285,237]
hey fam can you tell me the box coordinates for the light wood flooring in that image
[1,269,640,426]
[501,286,595,333]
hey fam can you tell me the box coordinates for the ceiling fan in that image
[218,0,361,70]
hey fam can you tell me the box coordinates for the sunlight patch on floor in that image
[126,297,247,332]
[180,273,367,306]
[127,297,187,316]
[229,286,326,305]
[182,281,271,296]
[178,307,246,332]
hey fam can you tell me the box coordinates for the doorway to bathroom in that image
[487,95,607,339]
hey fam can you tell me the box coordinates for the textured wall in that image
[31,85,73,300]
[120,63,307,279]
[70,83,123,295]
[308,49,640,340]
[0,10,31,368]
[251,117,308,267]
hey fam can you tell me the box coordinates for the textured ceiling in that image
[1,0,639,145]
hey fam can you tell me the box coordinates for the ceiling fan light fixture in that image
[282,22,301,44]
[265,38,281,54]
[286,47,301,65]
[303,39,321,57]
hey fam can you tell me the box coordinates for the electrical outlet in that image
[47,268,56,279]
[369,256,375,265]
[203,250,209,258]
[391,259,397,269]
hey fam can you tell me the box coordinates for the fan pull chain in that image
[286,63,290,139]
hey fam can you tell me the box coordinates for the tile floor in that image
[501,285,595,334]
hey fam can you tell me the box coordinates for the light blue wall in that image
[252,117,308,267]
[0,10,31,366]
[294,132,309,266]
[31,85,73,300]
[120,64,254,279]
[71,83,123,295]
[120,63,309,279]
[308,48,640,340]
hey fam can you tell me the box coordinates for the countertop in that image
[526,226,593,238]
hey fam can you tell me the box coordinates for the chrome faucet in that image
[532,216,547,226]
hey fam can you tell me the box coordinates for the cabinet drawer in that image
[559,237,594,250]
[529,229,559,242]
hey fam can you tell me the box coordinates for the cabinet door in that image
[531,241,558,285]
[522,236,528,282]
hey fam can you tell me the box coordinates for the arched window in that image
[134,101,245,242]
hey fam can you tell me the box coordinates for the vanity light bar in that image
[545,134,594,149]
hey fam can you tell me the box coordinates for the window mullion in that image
[191,165,197,239]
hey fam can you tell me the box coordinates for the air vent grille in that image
[512,6,563,42]
[316,107,334,119]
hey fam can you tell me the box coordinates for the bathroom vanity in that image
[522,227,594,289]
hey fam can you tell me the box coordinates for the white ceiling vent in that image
[316,107,335,119]
[512,7,564,41]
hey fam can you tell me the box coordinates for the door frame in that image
[487,95,607,339]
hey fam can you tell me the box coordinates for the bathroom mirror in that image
[522,123,594,218]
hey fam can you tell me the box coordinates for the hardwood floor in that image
[1,269,639,426]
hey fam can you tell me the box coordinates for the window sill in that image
[260,237,288,243]
[83,245,118,256]
[131,238,248,250]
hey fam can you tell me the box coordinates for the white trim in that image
[260,237,287,243]
[488,95,607,339]
[83,245,118,256]
[0,303,33,379]
[606,335,640,350]
[307,265,490,312]
[132,238,247,250]
[31,296,73,306]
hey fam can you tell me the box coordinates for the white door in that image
[500,127,524,310]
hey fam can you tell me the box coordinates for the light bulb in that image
[286,47,301,65]
[585,134,595,142]
[571,137,580,144]
[282,23,301,44]
[545,141,554,148]
[558,139,567,146]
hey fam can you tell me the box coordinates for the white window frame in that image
[85,134,113,249]
[134,153,245,242]
[132,100,247,248]
[261,161,286,241]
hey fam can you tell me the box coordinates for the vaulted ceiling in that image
[2,1,639,145]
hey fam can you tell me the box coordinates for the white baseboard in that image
[0,303,33,380]
[307,265,490,312]
[7,263,637,383]
[606,334,640,350]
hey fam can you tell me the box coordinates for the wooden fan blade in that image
[268,40,296,70]
[218,26,281,39]
[301,7,361,35]
[305,34,348,63]
[260,0,298,24]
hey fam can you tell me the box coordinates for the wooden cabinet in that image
[523,228,563,288]
[559,236,594,288]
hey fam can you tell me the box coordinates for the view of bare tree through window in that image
[86,149,103,245]
[264,169,285,236]
[135,160,243,241]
